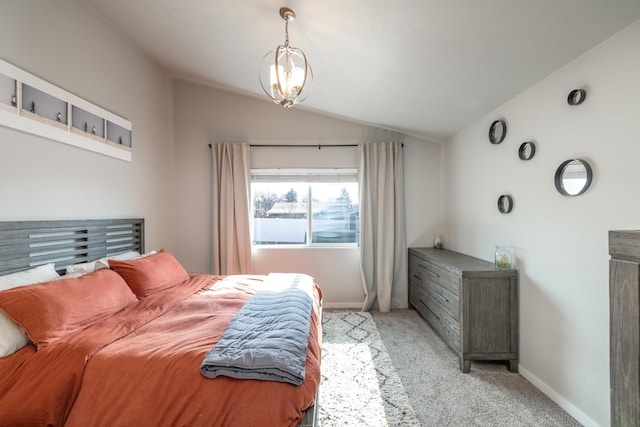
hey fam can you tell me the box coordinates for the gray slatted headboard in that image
[0,218,144,275]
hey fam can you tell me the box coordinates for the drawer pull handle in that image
[419,265,439,278]
[422,300,440,320]
[434,291,449,303]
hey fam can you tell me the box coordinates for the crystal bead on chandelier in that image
[259,7,313,108]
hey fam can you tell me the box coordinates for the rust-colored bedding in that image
[0,274,322,427]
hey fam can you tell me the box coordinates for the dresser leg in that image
[507,359,519,373]
[460,358,471,373]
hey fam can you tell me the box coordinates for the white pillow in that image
[0,263,60,357]
[65,260,105,276]
[0,263,59,291]
[95,250,153,269]
[0,312,31,356]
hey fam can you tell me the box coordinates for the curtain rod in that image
[208,143,356,149]
[207,143,402,149]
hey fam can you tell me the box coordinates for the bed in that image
[0,218,321,426]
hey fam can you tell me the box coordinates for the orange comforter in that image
[0,274,322,427]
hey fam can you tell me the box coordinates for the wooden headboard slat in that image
[0,219,144,275]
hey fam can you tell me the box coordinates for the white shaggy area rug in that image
[319,311,420,426]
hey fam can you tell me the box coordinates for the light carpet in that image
[371,309,582,426]
[319,311,420,426]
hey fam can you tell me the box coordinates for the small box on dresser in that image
[408,247,518,373]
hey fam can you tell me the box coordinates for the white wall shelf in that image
[0,59,132,162]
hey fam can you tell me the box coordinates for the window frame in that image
[250,168,359,248]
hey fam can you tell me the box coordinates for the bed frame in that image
[0,217,318,426]
[0,218,144,275]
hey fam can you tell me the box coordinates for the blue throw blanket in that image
[200,273,314,386]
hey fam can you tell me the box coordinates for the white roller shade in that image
[251,168,357,183]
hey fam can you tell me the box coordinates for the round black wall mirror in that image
[554,159,593,196]
[518,141,536,160]
[489,120,507,144]
[497,195,514,213]
[567,89,586,106]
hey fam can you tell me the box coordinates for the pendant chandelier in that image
[259,7,313,108]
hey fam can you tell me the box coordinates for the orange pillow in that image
[108,249,189,298]
[0,268,137,348]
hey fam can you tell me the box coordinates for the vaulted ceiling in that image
[85,0,640,141]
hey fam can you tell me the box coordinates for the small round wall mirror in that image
[567,89,586,105]
[518,141,536,160]
[497,195,514,213]
[554,159,593,196]
[489,120,507,144]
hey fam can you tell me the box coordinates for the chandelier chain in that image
[284,19,289,47]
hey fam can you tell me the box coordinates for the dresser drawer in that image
[410,272,459,319]
[410,255,459,296]
[409,282,460,351]
[427,278,459,319]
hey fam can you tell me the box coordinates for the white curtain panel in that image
[359,142,408,313]
[210,143,253,275]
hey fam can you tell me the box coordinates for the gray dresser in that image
[609,230,640,427]
[408,248,518,373]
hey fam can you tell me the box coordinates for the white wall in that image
[0,0,175,251]
[173,79,441,307]
[444,19,640,427]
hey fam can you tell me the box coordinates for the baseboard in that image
[323,302,362,309]
[519,366,602,427]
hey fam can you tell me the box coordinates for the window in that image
[251,169,359,246]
